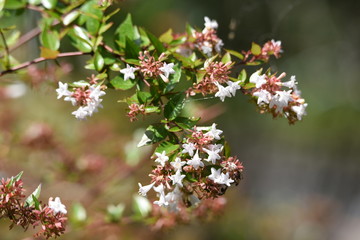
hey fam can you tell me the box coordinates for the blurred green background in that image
[1,0,360,239]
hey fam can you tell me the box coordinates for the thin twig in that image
[0,51,90,77]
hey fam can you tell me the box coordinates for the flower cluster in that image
[120,51,176,83]
[138,123,243,213]
[0,173,67,239]
[248,70,308,123]
[243,39,283,63]
[56,81,106,120]
[194,17,224,57]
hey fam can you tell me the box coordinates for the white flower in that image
[207,144,224,152]
[159,62,175,79]
[48,197,67,214]
[137,133,151,147]
[215,81,231,102]
[226,81,241,97]
[282,75,298,89]
[182,142,196,157]
[215,39,224,53]
[72,106,89,120]
[170,157,186,171]
[153,184,165,195]
[250,71,267,88]
[138,182,155,196]
[204,123,223,140]
[208,167,222,182]
[187,150,204,170]
[89,85,106,101]
[208,168,234,186]
[219,172,234,186]
[291,103,308,120]
[253,89,271,105]
[154,193,168,207]
[56,82,72,99]
[154,151,169,167]
[203,147,221,164]
[204,16,218,30]
[165,186,182,212]
[270,90,293,113]
[271,39,282,48]
[120,64,138,81]
[200,41,213,57]
[169,170,186,187]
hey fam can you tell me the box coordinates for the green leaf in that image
[70,203,87,225]
[133,195,151,218]
[251,42,262,56]
[137,91,152,104]
[29,0,42,4]
[237,69,247,82]
[155,141,179,154]
[145,106,160,114]
[110,75,136,90]
[63,10,80,26]
[225,49,244,60]
[164,93,186,120]
[4,0,26,9]
[68,26,92,52]
[221,52,232,63]
[0,0,5,11]
[159,28,173,44]
[41,0,57,9]
[106,203,125,223]
[6,171,23,188]
[115,13,135,47]
[125,37,140,59]
[143,124,168,145]
[25,184,41,208]
[174,117,199,129]
[147,31,166,54]
[94,51,104,72]
[40,30,60,51]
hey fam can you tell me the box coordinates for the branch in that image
[0,51,90,77]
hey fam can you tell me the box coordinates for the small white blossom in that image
[201,41,213,57]
[292,103,308,120]
[182,142,196,157]
[203,147,221,164]
[282,75,298,89]
[215,82,231,102]
[204,16,218,30]
[270,90,293,113]
[72,106,89,120]
[253,89,271,105]
[169,170,186,187]
[138,182,155,196]
[208,167,222,182]
[204,123,223,140]
[215,39,224,53]
[56,82,72,99]
[154,193,168,207]
[226,81,241,96]
[187,150,204,170]
[170,157,186,171]
[89,85,106,101]
[271,39,282,48]
[154,151,169,167]
[250,71,267,88]
[153,184,165,195]
[137,133,151,147]
[208,168,234,186]
[165,186,182,212]
[120,64,138,81]
[48,197,67,214]
[159,62,175,79]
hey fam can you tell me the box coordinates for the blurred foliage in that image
[0,0,359,239]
